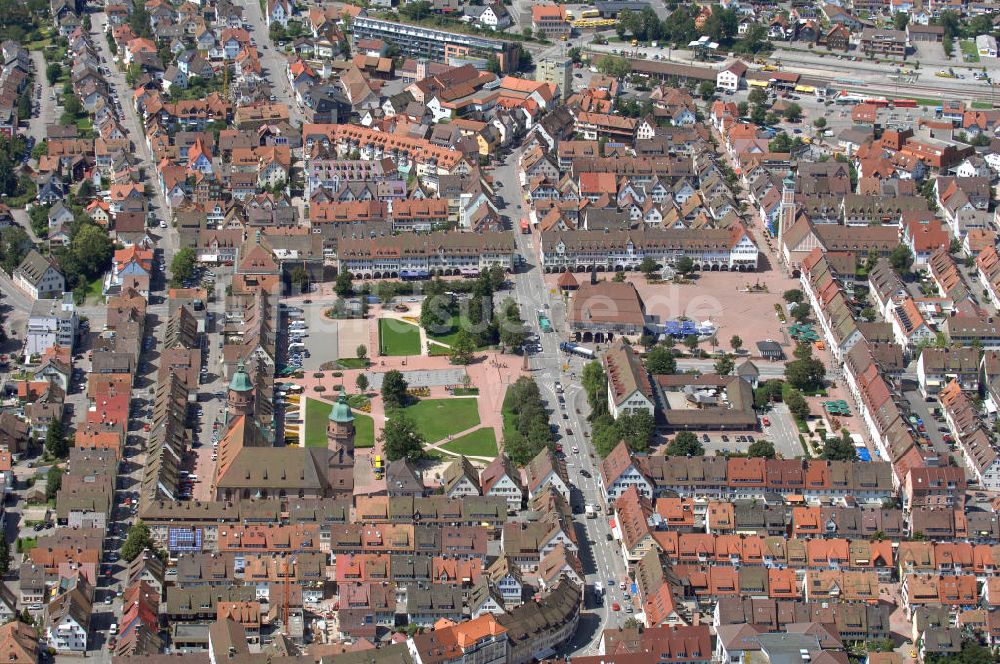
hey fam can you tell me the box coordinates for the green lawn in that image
[305,397,374,448]
[354,413,375,448]
[379,319,421,356]
[390,398,480,443]
[426,315,490,349]
[427,315,464,347]
[428,343,451,357]
[960,40,981,63]
[304,398,329,447]
[337,358,368,369]
[84,274,105,303]
[501,386,518,443]
[441,428,498,458]
[76,118,94,137]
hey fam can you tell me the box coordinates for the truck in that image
[585,504,596,518]
[538,312,553,332]
[373,455,384,479]
[559,341,595,359]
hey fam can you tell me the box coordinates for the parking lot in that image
[697,430,767,456]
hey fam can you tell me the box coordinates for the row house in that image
[900,541,1000,580]
[903,466,967,511]
[336,230,512,279]
[916,347,980,397]
[908,506,1000,542]
[601,448,895,504]
[303,123,469,185]
[791,505,906,542]
[843,338,928,488]
[539,225,759,274]
[902,573,978,617]
[939,380,1000,491]
[573,111,638,144]
[803,570,880,603]
[352,495,507,528]
[800,252,862,362]
[977,245,1000,312]
[389,198,450,232]
[714,597,892,643]
[651,530,894,580]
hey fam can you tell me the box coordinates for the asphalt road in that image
[242,0,303,127]
[91,12,177,259]
[27,51,57,143]
[497,149,631,654]
[902,388,966,475]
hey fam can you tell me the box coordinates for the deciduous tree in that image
[748,440,776,459]
[45,416,69,458]
[450,329,476,365]
[822,430,857,461]
[170,247,196,287]
[380,370,409,408]
[380,414,426,462]
[667,431,703,456]
[645,346,676,375]
[334,271,353,297]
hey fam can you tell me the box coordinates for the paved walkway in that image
[288,349,526,457]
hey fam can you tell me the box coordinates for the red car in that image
[612,602,621,611]
[762,417,770,426]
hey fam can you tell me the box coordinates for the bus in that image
[580,9,600,18]
[892,98,917,108]
[864,97,890,108]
